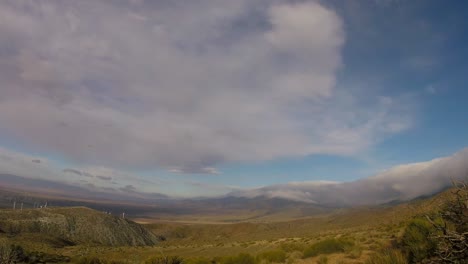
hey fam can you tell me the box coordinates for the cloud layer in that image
[231,148,468,205]
[0,0,411,173]
[2,146,468,205]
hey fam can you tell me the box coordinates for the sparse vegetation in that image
[145,256,184,264]
[0,241,71,263]
[256,249,287,263]
[279,242,307,253]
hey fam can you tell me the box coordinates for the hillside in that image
[0,207,159,247]
[145,187,456,246]
[0,187,462,263]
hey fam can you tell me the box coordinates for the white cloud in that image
[169,167,220,175]
[3,145,467,204]
[0,147,57,180]
[232,148,468,205]
[0,0,412,173]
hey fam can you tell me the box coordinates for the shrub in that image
[221,253,256,264]
[346,245,362,259]
[0,243,23,264]
[285,251,302,263]
[257,250,286,263]
[365,249,406,264]
[302,238,354,258]
[400,218,437,262]
[425,181,468,262]
[0,248,14,264]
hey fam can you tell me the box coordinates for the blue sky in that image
[0,0,467,197]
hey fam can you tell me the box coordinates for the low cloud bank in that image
[231,148,468,206]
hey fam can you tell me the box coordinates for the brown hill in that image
[0,207,159,246]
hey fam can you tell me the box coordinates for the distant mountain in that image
[166,195,332,221]
[0,207,159,246]
[0,173,168,203]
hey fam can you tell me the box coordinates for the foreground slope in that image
[0,207,159,246]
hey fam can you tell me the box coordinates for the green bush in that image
[257,250,286,263]
[365,249,406,264]
[400,218,436,262]
[302,238,354,258]
[221,253,256,264]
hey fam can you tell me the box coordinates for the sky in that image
[0,0,467,198]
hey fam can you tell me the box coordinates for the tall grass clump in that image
[0,242,24,264]
[346,245,363,259]
[365,249,406,264]
[316,255,329,264]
